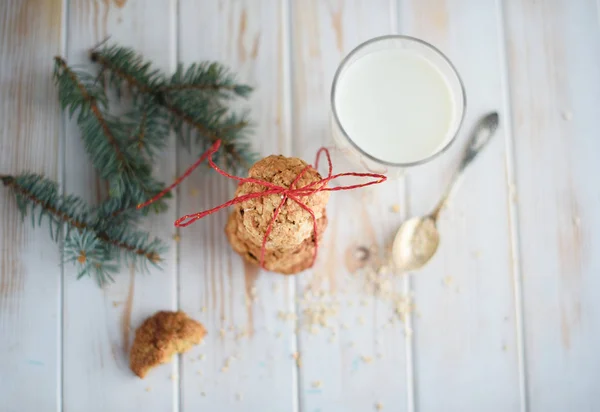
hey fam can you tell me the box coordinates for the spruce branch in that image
[54,57,168,211]
[1,174,165,285]
[89,45,257,173]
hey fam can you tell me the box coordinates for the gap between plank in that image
[171,0,182,411]
[58,1,70,411]
[402,179,416,412]
[284,0,301,411]
[496,1,529,411]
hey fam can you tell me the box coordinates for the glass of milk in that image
[331,35,465,176]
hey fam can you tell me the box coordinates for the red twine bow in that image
[138,140,387,269]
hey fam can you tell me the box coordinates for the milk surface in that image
[334,49,456,164]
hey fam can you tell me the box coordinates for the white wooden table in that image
[1,1,599,411]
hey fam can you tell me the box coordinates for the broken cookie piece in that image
[130,311,206,378]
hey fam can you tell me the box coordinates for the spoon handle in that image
[459,112,500,170]
[431,112,500,220]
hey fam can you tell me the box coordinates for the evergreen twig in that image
[1,174,164,286]
[90,45,256,173]
[54,57,168,212]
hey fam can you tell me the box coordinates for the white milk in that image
[334,48,456,164]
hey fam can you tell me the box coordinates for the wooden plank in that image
[177,1,297,411]
[399,1,524,410]
[61,1,178,411]
[0,1,64,410]
[291,1,410,411]
[503,0,600,410]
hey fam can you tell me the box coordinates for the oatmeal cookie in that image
[234,155,329,250]
[225,211,328,275]
[130,311,206,378]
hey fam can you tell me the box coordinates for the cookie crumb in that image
[375,401,384,410]
[561,110,573,121]
[312,380,322,389]
[508,183,518,202]
[361,355,373,363]
[471,250,482,259]
[145,387,151,392]
[172,234,181,242]
[391,204,401,213]
[292,352,303,368]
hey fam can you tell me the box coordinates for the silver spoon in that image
[392,112,500,271]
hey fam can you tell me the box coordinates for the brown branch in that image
[133,110,148,150]
[89,52,154,94]
[158,83,238,92]
[2,176,86,230]
[54,57,127,165]
[89,51,249,169]
[2,176,160,262]
[91,52,239,94]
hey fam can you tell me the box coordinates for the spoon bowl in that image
[392,112,500,271]
[392,216,439,271]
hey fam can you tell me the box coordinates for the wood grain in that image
[177,1,297,410]
[504,0,600,410]
[0,0,64,410]
[62,1,178,411]
[291,1,410,411]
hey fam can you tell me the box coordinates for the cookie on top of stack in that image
[225,155,329,275]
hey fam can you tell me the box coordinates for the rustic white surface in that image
[1,1,599,411]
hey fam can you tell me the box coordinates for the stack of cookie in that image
[225,155,329,275]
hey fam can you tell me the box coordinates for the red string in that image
[138,140,387,270]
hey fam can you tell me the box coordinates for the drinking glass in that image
[330,35,466,177]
